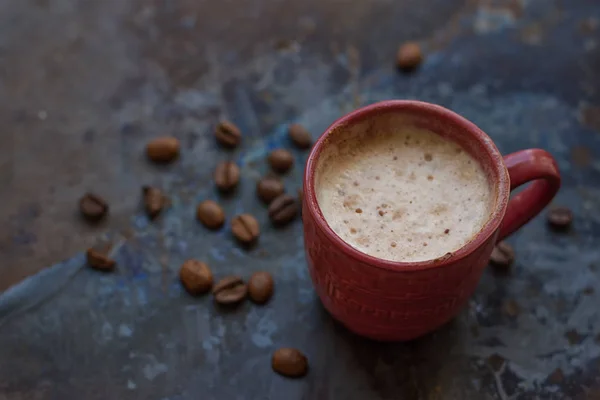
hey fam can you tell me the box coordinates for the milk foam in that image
[315,126,492,262]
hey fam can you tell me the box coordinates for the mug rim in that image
[303,100,510,272]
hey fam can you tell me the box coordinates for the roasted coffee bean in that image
[213,276,247,305]
[269,194,298,226]
[214,161,240,192]
[196,200,225,229]
[298,188,304,202]
[179,259,213,295]
[547,207,573,230]
[79,193,109,221]
[288,124,312,149]
[257,177,285,204]
[248,271,274,304]
[146,136,180,163]
[231,214,260,244]
[489,241,514,269]
[143,186,168,219]
[215,120,242,148]
[268,149,294,173]
[272,348,308,378]
[86,248,115,271]
[396,42,423,71]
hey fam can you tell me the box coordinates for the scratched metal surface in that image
[1,0,600,398]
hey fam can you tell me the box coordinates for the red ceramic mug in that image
[302,100,561,341]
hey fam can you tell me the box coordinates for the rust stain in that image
[580,104,600,132]
[570,146,592,168]
[565,329,583,345]
[579,17,599,35]
[548,368,564,384]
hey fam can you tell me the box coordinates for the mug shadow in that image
[304,298,465,400]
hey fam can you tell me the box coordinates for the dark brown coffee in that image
[231,214,260,244]
[213,276,247,304]
[196,200,225,229]
[272,348,308,378]
[257,177,285,204]
[146,136,180,163]
[268,149,294,173]
[268,194,298,226]
[288,124,312,149]
[142,186,168,219]
[86,248,115,271]
[248,271,274,304]
[79,193,109,222]
[214,161,240,192]
[215,120,242,148]
[179,260,213,295]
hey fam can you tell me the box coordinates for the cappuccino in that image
[315,126,492,262]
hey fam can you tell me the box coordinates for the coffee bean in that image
[213,276,247,305]
[231,214,260,244]
[248,271,274,304]
[396,42,423,71]
[298,188,304,202]
[257,177,284,204]
[146,136,180,163]
[272,348,308,378]
[214,161,240,192]
[489,241,514,269]
[215,120,242,148]
[142,186,168,219]
[288,124,312,149]
[79,193,109,221]
[547,207,573,230]
[196,200,225,229]
[268,149,294,173]
[179,259,213,295]
[86,248,115,271]
[269,194,298,226]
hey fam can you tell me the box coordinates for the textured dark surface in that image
[1,0,600,398]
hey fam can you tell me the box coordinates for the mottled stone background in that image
[0,0,599,398]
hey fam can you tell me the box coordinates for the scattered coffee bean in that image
[268,149,294,173]
[269,194,298,226]
[79,193,109,222]
[272,348,308,378]
[547,206,573,230]
[257,177,285,204]
[215,120,242,148]
[288,124,312,149]
[248,271,274,304]
[213,276,247,305]
[86,248,115,271]
[489,241,514,269]
[196,200,225,229]
[146,136,180,163]
[179,259,213,295]
[142,186,168,219]
[396,42,423,71]
[214,161,240,192]
[231,214,260,244]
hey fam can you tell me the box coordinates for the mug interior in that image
[304,100,510,270]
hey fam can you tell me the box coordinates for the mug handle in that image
[497,149,561,241]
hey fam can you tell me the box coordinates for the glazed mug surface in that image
[302,100,561,341]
